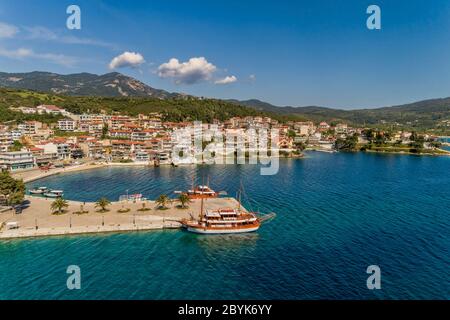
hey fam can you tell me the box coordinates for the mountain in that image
[228,98,450,128]
[0,71,182,99]
[0,70,448,130]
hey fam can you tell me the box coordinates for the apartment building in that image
[0,151,35,171]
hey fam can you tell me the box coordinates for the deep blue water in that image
[1,152,449,299]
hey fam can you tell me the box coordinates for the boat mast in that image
[238,188,241,212]
[199,197,204,220]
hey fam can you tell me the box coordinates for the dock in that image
[0,196,244,240]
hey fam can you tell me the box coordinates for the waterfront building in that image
[0,151,35,171]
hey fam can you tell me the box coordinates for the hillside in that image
[0,71,182,99]
[0,71,449,131]
[230,98,450,130]
[0,88,278,123]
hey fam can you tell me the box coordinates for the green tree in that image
[178,193,190,209]
[8,140,23,152]
[95,197,111,212]
[51,198,69,215]
[155,194,170,209]
[287,130,296,138]
[0,172,25,205]
[101,123,109,139]
[335,135,358,151]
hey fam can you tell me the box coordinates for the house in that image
[79,141,105,159]
[58,118,77,131]
[335,123,348,134]
[36,105,66,115]
[0,131,13,152]
[18,121,43,135]
[0,151,35,171]
[318,122,330,132]
[111,140,144,158]
[133,151,150,163]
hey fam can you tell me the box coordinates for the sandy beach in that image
[0,195,243,240]
[11,162,108,183]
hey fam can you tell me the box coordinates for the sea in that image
[1,151,449,299]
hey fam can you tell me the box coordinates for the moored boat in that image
[181,187,268,234]
[182,207,261,234]
[44,190,64,198]
[29,187,48,194]
[186,185,218,199]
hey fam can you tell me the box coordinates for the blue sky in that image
[0,0,449,109]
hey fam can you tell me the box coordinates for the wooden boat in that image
[181,190,265,234]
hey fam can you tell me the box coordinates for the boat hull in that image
[186,225,260,234]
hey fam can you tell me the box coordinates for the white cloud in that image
[24,26,115,48]
[157,57,217,85]
[109,51,145,69]
[0,47,77,67]
[0,22,19,38]
[215,75,237,85]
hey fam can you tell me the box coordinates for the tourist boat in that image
[186,185,218,199]
[44,190,64,198]
[181,194,264,234]
[29,187,48,194]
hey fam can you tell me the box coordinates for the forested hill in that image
[0,88,284,123]
[229,98,450,130]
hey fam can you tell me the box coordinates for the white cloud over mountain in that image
[0,22,18,38]
[215,75,237,85]
[157,57,217,85]
[0,47,77,66]
[109,51,145,69]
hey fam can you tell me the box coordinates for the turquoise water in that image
[1,152,449,299]
[440,137,450,151]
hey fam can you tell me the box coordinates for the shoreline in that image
[13,148,450,184]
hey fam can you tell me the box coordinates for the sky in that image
[0,0,449,109]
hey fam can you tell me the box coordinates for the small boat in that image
[186,185,218,199]
[29,187,48,194]
[44,190,64,198]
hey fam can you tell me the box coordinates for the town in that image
[0,103,448,172]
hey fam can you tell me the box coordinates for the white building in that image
[0,132,12,152]
[0,151,35,171]
[18,121,42,135]
[58,119,77,131]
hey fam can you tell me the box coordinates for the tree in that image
[335,135,358,151]
[8,140,23,152]
[294,141,306,151]
[51,198,69,215]
[95,197,111,212]
[178,193,190,209]
[0,172,25,205]
[155,194,170,209]
[287,130,296,138]
[101,123,109,139]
